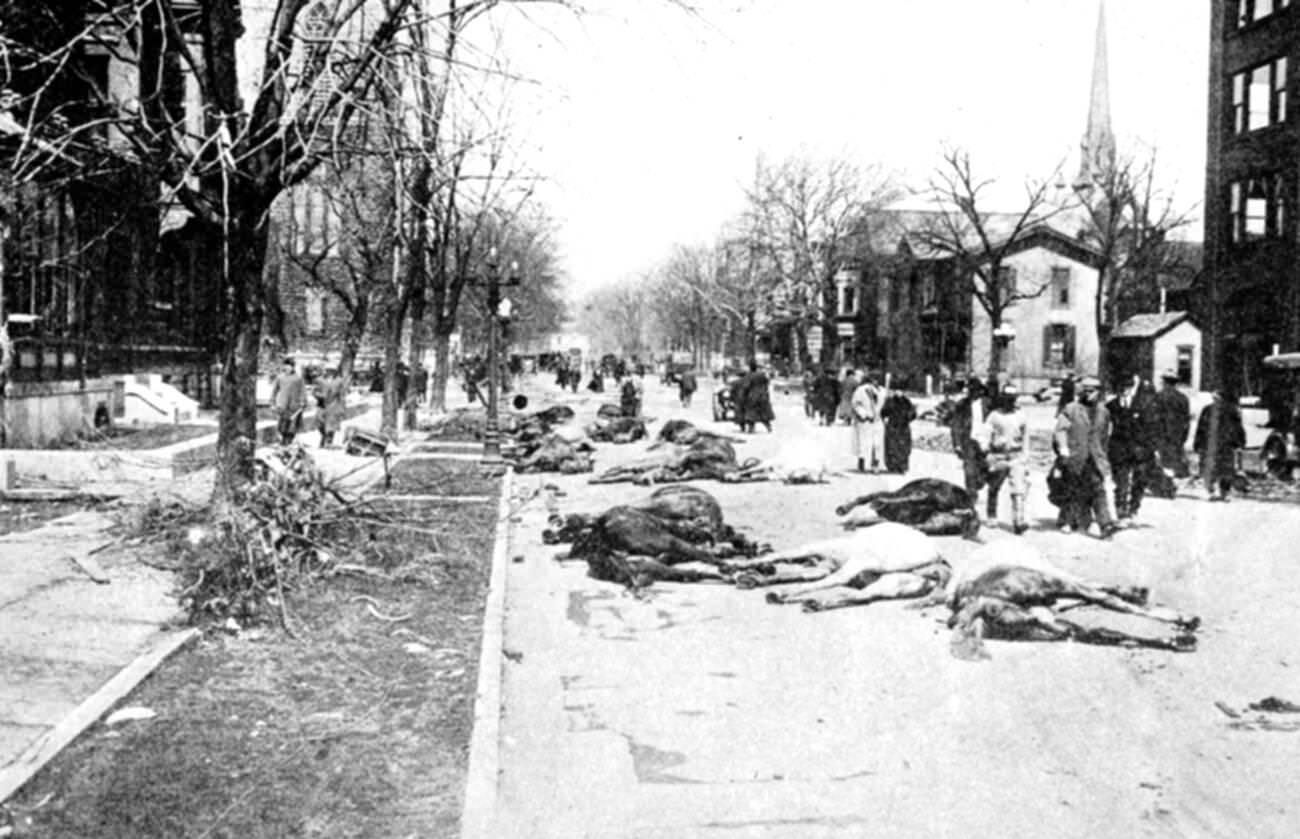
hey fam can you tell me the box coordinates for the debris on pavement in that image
[104,706,158,726]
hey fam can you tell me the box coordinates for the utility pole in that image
[477,246,520,464]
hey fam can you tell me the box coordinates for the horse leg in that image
[797,571,939,612]
[733,562,832,589]
[1055,579,1198,629]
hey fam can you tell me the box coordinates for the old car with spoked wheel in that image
[1260,352,1300,480]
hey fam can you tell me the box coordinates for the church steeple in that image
[1075,0,1116,192]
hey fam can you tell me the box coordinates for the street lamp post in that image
[481,247,520,464]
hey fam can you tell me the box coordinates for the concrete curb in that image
[0,628,200,803]
[459,466,515,839]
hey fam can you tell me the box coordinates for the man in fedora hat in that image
[1152,369,1191,478]
[1052,375,1120,538]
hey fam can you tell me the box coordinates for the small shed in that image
[1107,311,1202,391]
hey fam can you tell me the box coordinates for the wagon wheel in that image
[1263,435,1293,481]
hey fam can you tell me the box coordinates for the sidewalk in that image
[0,404,397,803]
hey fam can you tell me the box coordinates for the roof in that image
[1110,311,1195,339]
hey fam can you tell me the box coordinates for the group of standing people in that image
[802,368,916,474]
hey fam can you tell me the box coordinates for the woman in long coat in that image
[741,362,774,432]
[838,369,860,425]
[880,390,917,473]
[811,369,841,426]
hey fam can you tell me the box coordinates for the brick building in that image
[1203,0,1300,395]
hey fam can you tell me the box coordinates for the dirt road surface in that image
[489,374,1300,839]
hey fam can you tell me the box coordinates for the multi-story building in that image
[1204,0,1300,394]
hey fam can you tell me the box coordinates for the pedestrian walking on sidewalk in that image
[980,384,1029,533]
[270,357,307,446]
[1194,387,1246,501]
[313,367,346,448]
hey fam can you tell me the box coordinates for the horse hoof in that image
[801,600,824,613]
[733,573,760,590]
[833,505,850,517]
[764,592,785,605]
[1178,615,1201,632]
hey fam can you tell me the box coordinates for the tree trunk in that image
[380,298,405,438]
[214,215,270,502]
[405,309,425,428]
[430,327,453,412]
[338,295,369,390]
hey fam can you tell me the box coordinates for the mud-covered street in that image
[490,375,1300,839]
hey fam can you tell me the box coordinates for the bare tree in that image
[744,154,899,366]
[1074,150,1194,384]
[913,147,1064,378]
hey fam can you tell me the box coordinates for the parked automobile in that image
[1261,351,1300,480]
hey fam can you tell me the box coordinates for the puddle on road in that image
[566,589,711,634]
[623,735,699,784]
[566,590,617,627]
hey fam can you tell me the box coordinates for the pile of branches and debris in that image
[130,446,427,632]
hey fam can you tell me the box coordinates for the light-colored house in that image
[969,226,1104,391]
[1108,311,1203,392]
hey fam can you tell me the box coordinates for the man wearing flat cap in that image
[1152,369,1191,478]
[1052,375,1120,538]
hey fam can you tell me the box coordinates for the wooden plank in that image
[66,552,110,584]
[0,628,199,804]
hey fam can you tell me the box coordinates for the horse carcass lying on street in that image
[738,438,841,484]
[548,485,763,587]
[722,522,953,611]
[590,436,760,484]
[944,538,1200,660]
[511,430,595,474]
[836,478,980,537]
[586,415,648,444]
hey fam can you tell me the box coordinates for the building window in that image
[1050,267,1070,308]
[1042,324,1076,368]
[921,274,936,308]
[1231,56,1287,133]
[839,283,857,317]
[305,287,327,334]
[1238,0,1292,27]
[1176,345,1194,385]
[1229,175,1288,242]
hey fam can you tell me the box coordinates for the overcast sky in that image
[493,0,1209,298]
